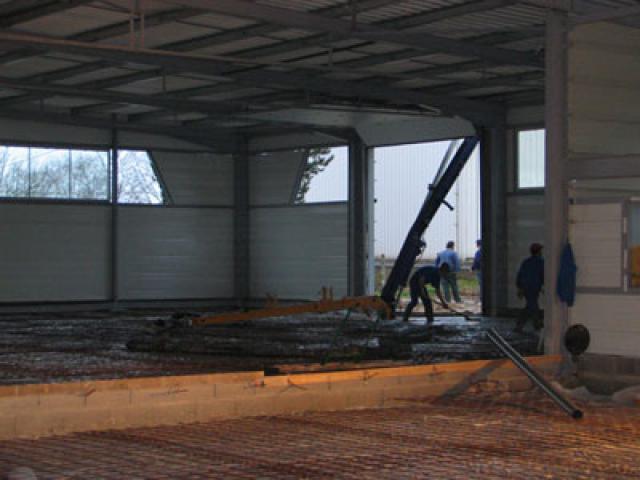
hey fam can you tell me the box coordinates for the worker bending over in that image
[403,263,450,324]
[515,242,544,332]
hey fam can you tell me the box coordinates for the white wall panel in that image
[569,23,640,156]
[506,194,545,308]
[570,294,640,358]
[152,151,233,206]
[569,203,622,288]
[249,150,303,206]
[118,207,233,300]
[0,203,110,302]
[249,205,348,300]
[566,22,640,360]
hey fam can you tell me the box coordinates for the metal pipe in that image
[487,328,583,419]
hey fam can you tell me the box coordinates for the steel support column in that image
[234,142,250,306]
[110,126,119,304]
[480,124,508,315]
[348,134,369,296]
[543,9,569,355]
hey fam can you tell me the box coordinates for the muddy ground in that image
[0,309,539,385]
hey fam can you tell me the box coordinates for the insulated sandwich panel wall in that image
[569,294,640,357]
[567,22,640,360]
[249,204,348,300]
[569,202,622,289]
[152,151,233,206]
[117,207,233,300]
[249,150,304,206]
[569,23,640,157]
[0,203,110,302]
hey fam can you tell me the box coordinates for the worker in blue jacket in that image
[436,241,462,303]
[515,243,544,332]
[403,263,449,325]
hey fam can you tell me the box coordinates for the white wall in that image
[569,23,640,157]
[0,203,111,302]
[248,150,349,300]
[118,207,233,300]
[0,116,236,303]
[570,294,640,357]
[152,151,233,206]
[249,205,348,299]
[566,22,640,358]
[249,151,303,206]
[569,202,623,289]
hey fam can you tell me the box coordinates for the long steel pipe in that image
[487,328,583,419]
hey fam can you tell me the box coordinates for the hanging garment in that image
[557,242,577,307]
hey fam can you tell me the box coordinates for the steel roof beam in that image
[0,31,503,124]
[0,0,524,115]
[0,108,239,152]
[67,28,543,117]
[0,0,93,28]
[0,0,393,109]
[165,0,542,67]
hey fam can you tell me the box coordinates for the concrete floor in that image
[0,310,539,385]
[0,391,638,479]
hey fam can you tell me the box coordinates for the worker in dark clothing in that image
[472,239,482,298]
[403,263,450,324]
[515,243,544,332]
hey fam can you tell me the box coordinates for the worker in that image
[515,242,544,332]
[472,239,482,298]
[435,241,462,303]
[402,263,450,324]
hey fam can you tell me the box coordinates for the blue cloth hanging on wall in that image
[557,242,577,307]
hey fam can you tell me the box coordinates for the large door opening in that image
[372,139,482,315]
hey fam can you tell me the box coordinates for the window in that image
[117,150,166,205]
[0,146,109,200]
[517,129,545,189]
[294,146,348,203]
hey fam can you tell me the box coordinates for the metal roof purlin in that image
[0,31,504,125]
[164,0,544,68]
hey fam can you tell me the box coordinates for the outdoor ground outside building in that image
[1,392,639,479]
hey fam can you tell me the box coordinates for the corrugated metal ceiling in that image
[0,0,635,139]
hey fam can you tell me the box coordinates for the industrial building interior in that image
[0,0,639,478]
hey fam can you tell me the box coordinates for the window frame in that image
[0,141,171,207]
[290,144,349,205]
[624,197,640,293]
[515,126,546,191]
[0,142,112,205]
[115,149,171,206]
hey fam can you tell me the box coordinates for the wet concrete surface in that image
[0,309,540,385]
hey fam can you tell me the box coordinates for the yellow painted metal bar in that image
[191,296,391,326]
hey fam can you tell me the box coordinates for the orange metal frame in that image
[191,296,392,326]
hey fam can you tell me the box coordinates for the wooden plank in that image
[267,359,412,375]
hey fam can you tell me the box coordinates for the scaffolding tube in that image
[486,328,583,419]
